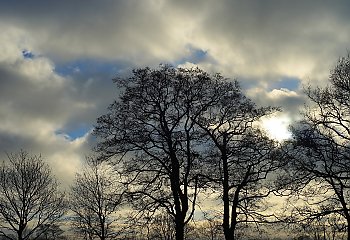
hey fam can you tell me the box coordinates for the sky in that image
[1,0,350,186]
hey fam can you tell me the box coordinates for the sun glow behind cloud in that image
[261,115,292,141]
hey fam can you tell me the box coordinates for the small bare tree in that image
[147,213,176,240]
[0,150,66,240]
[69,159,124,240]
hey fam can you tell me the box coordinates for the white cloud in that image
[267,88,299,100]
[0,25,96,186]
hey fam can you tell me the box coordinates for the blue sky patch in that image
[54,58,129,78]
[175,45,211,65]
[22,50,35,59]
[56,124,91,141]
[269,77,300,91]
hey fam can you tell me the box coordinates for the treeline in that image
[1,56,350,240]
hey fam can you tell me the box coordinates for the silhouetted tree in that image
[94,65,241,240]
[283,55,350,240]
[0,150,66,240]
[282,122,350,240]
[206,130,282,240]
[194,85,281,239]
[70,159,124,240]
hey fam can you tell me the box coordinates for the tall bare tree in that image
[70,159,124,240]
[191,76,281,240]
[94,65,241,240]
[0,150,66,240]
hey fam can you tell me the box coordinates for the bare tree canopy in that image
[305,55,350,144]
[94,65,243,239]
[0,150,66,240]
[93,65,283,240]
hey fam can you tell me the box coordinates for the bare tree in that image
[69,158,124,240]
[0,150,66,240]
[94,65,239,240]
[281,55,350,240]
[283,122,350,240]
[194,87,282,240]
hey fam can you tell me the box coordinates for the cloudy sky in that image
[1,0,350,186]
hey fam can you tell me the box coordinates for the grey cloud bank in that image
[0,0,349,184]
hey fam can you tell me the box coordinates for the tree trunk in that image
[18,222,25,240]
[18,231,24,240]
[174,219,185,240]
[223,204,238,240]
[223,227,234,240]
[227,188,241,240]
[169,143,186,240]
[171,177,185,240]
[222,172,233,240]
[221,135,234,240]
